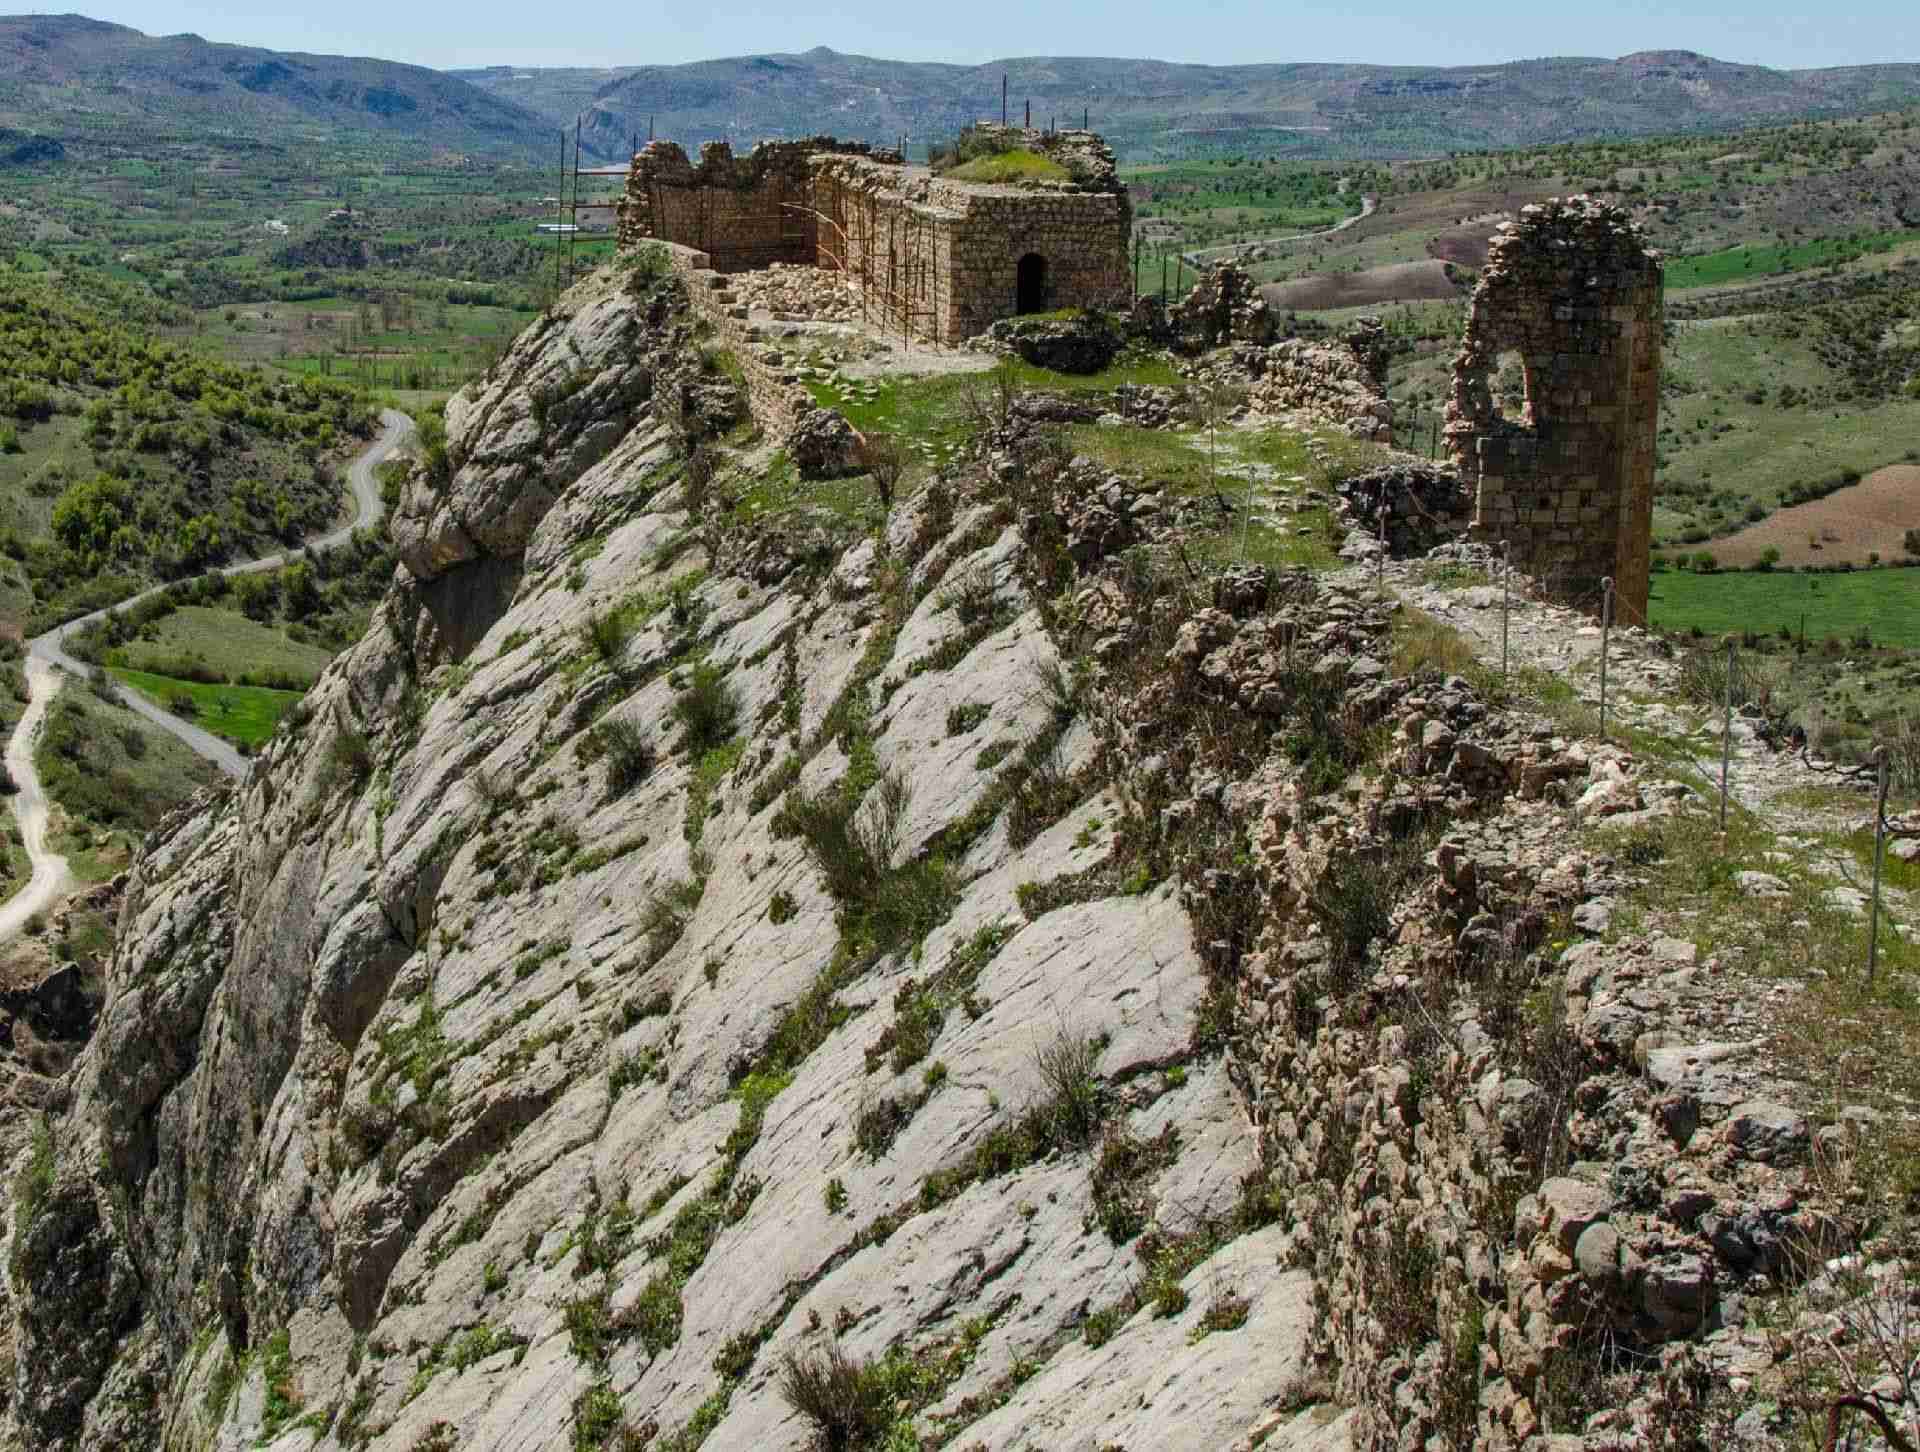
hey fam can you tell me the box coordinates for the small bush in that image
[1032,1028,1105,1148]
[858,431,909,511]
[854,1094,914,1158]
[584,609,631,664]
[671,661,739,755]
[330,726,374,784]
[591,718,655,791]
[945,702,990,737]
[776,1346,891,1451]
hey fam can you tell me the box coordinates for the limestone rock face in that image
[3,268,1337,1452]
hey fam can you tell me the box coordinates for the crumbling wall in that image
[1446,197,1661,622]
[654,242,856,473]
[617,136,896,272]
[618,130,1132,345]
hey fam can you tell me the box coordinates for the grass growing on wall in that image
[946,150,1072,185]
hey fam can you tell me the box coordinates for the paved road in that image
[0,408,413,941]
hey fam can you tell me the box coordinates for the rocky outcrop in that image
[978,310,1122,375]
[1,267,1342,1452]
[5,256,1870,1452]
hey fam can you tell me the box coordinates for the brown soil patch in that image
[1426,228,1494,268]
[1712,465,1920,567]
[1262,259,1464,312]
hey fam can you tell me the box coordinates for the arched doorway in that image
[1016,253,1047,314]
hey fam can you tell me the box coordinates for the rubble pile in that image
[730,262,863,323]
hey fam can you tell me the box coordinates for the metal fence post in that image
[1869,745,1890,987]
[1719,637,1736,834]
[1599,576,1614,738]
[1376,504,1388,600]
[1500,541,1511,684]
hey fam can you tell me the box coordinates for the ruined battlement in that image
[617,131,1132,343]
[1446,196,1662,622]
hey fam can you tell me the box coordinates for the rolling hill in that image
[454,47,1920,162]
[0,13,554,160]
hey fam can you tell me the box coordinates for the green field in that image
[106,604,334,687]
[1664,230,1911,289]
[107,667,303,748]
[1648,566,1920,648]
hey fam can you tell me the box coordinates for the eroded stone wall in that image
[617,137,895,273]
[1446,198,1661,623]
[619,131,1132,344]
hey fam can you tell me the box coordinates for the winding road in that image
[1178,193,1379,268]
[0,408,414,942]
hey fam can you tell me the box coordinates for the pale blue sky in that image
[56,0,1918,73]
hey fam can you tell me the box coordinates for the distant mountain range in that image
[455,47,1920,162]
[0,13,552,160]
[2,19,1918,170]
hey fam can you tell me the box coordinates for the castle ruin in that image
[1447,197,1662,623]
[617,125,1133,344]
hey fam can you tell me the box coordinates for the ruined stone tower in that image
[1446,198,1662,623]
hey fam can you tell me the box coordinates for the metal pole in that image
[1500,541,1511,684]
[569,117,582,286]
[1719,637,1736,834]
[1599,576,1614,737]
[1869,746,1890,986]
[1376,504,1388,599]
[552,130,566,301]
[1003,75,1008,127]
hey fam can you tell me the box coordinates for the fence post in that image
[1719,637,1736,834]
[1868,745,1891,987]
[1376,504,1388,600]
[1599,577,1614,737]
[1499,541,1511,684]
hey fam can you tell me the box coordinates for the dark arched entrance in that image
[1015,253,1047,314]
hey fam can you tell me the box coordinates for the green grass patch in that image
[946,150,1072,184]
[1664,230,1909,290]
[1648,567,1920,649]
[108,667,305,747]
[106,603,332,686]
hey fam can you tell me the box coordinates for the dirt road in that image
[0,408,412,940]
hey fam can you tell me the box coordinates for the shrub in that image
[329,726,373,784]
[590,717,654,791]
[776,1346,891,1451]
[584,609,631,664]
[1032,1027,1105,1148]
[858,431,909,511]
[670,661,738,755]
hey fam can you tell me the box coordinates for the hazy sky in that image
[57,0,1917,72]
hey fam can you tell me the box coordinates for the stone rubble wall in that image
[653,241,828,453]
[1446,197,1662,624]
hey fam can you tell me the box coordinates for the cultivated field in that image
[1648,565,1920,648]
[1712,465,1920,567]
[1261,259,1463,311]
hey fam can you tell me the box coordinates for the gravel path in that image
[0,409,412,941]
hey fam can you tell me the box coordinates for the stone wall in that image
[655,241,820,445]
[619,132,1132,344]
[1446,197,1662,623]
[617,137,896,273]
